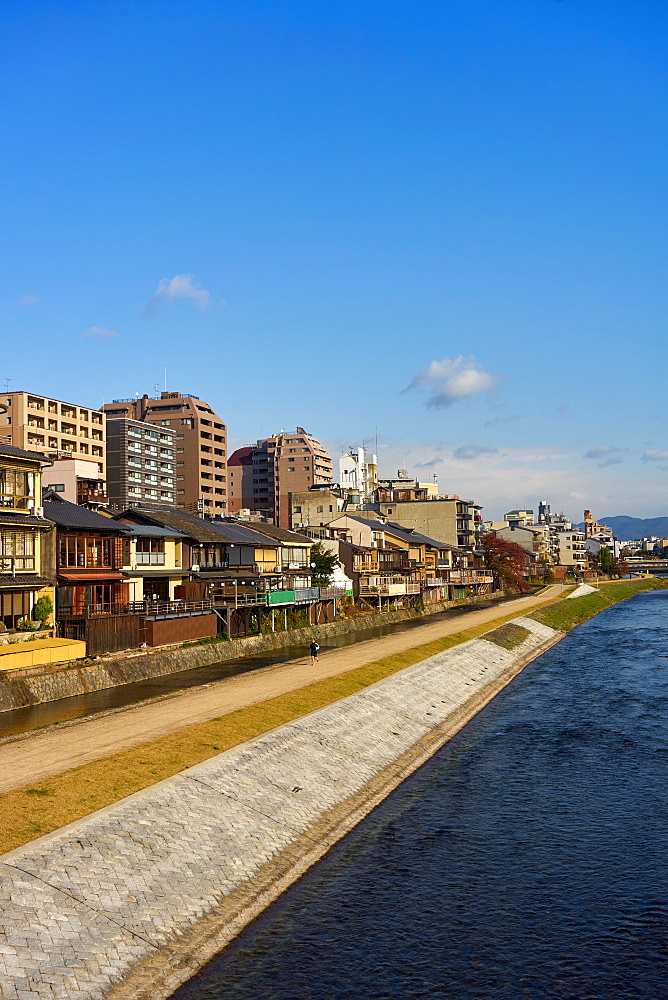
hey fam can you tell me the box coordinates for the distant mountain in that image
[577,516,668,541]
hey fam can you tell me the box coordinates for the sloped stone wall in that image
[0,615,560,999]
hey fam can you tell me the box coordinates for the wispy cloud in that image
[454,445,498,461]
[556,404,569,414]
[583,445,624,468]
[405,355,495,409]
[81,326,119,339]
[146,273,211,315]
[483,414,521,429]
[17,295,39,307]
[641,450,668,471]
[415,457,444,468]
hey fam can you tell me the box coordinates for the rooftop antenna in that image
[153,383,160,398]
[3,378,10,392]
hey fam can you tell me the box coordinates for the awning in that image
[0,575,50,590]
[57,571,127,584]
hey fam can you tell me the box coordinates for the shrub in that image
[32,596,53,625]
[17,618,40,631]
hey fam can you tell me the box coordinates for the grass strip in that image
[0,600,564,855]
[529,578,667,632]
[482,623,531,650]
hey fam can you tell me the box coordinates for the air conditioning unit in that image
[191,564,200,572]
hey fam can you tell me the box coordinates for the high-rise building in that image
[101,392,227,517]
[228,427,333,527]
[0,391,106,477]
[105,418,176,508]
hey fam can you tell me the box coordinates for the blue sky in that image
[2,0,667,520]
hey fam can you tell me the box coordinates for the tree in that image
[32,595,53,626]
[612,557,629,579]
[598,545,614,577]
[309,542,339,587]
[482,534,531,593]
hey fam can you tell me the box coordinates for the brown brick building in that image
[101,392,227,517]
[228,427,332,527]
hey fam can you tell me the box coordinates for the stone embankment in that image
[0,614,560,1000]
[0,595,495,713]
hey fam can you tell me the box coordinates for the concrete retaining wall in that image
[0,614,560,999]
[0,595,497,713]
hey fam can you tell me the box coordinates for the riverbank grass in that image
[529,578,666,632]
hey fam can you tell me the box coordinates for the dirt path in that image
[1,587,564,793]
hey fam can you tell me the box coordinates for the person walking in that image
[309,639,320,665]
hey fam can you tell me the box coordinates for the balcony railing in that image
[318,586,349,599]
[0,494,33,510]
[60,598,215,620]
[0,555,36,573]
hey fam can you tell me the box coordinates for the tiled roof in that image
[119,524,188,538]
[43,494,132,532]
[206,520,280,547]
[237,521,313,544]
[0,442,51,464]
[116,506,227,543]
[0,575,50,589]
[0,512,52,528]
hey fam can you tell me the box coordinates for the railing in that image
[60,598,215,619]
[0,555,36,573]
[318,586,348,599]
[212,592,267,607]
[135,554,166,566]
[0,495,32,509]
[294,587,320,603]
[425,577,447,586]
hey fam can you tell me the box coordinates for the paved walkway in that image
[0,587,563,793]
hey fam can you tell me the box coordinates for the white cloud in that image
[641,449,668,463]
[146,273,211,314]
[405,355,495,409]
[453,445,498,461]
[81,326,118,339]
[583,445,625,468]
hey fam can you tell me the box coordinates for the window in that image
[136,538,165,565]
[0,469,35,508]
[58,535,112,568]
[0,531,35,572]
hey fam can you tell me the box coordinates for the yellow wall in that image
[0,638,86,671]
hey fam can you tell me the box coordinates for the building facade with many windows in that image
[101,392,227,516]
[0,391,106,477]
[105,418,176,508]
[228,427,333,527]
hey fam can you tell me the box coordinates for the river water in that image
[174,590,668,1000]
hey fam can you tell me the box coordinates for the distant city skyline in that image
[2,0,666,520]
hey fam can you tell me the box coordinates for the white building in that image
[338,446,378,500]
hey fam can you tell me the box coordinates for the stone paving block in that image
[0,618,559,1000]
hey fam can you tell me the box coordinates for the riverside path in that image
[0,587,564,793]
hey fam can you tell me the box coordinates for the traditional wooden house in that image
[41,491,131,617]
[0,443,53,628]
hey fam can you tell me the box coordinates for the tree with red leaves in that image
[482,533,532,593]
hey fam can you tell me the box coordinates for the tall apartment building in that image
[228,427,333,528]
[0,391,106,477]
[105,418,176,508]
[101,392,227,517]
